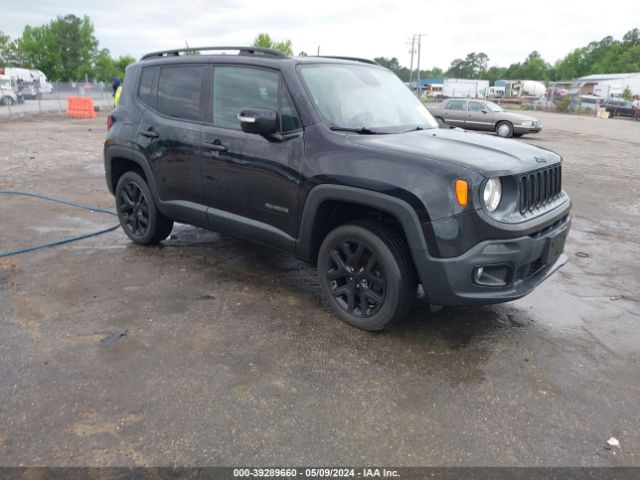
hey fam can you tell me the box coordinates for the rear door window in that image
[446,100,466,111]
[157,65,206,121]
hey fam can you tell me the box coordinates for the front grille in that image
[519,164,562,214]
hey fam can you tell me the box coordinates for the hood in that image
[347,128,559,177]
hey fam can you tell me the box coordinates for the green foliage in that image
[252,33,293,56]
[557,97,570,112]
[0,30,23,66]
[554,28,640,78]
[19,15,98,81]
[621,86,632,100]
[374,56,442,82]
[3,16,135,82]
[446,52,489,78]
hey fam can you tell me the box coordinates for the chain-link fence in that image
[0,81,114,118]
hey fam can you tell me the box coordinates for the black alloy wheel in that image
[115,171,173,245]
[119,181,150,238]
[325,240,386,318]
[318,221,417,330]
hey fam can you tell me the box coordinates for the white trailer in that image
[0,67,54,94]
[443,79,489,98]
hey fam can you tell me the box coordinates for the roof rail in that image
[141,46,288,60]
[316,56,379,65]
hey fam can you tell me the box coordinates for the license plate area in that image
[543,228,568,266]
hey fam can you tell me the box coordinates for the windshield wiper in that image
[329,126,382,135]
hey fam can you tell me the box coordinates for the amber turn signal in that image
[455,179,469,206]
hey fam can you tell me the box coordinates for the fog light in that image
[473,265,511,286]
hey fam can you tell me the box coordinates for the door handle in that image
[202,140,227,152]
[140,128,159,138]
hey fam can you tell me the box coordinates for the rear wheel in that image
[496,121,513,138]
[1,96,14,106]
[115,171,173,245]
[317,221,417,330]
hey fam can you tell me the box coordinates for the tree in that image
[0,31,23,66]
[554,28,640,78]
[519,51,551,80]
[19,15,98,81]
[113,54,136,80]
[94,48,115,82]
[446,52,489,78]
[252,33,293,56]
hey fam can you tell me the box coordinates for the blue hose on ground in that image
[0,190,120,258]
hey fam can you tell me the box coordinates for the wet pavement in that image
[0,112,638,466]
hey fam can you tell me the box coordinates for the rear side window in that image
[138,67,156,106]
[446,100,466,111]
[157,66,205,121]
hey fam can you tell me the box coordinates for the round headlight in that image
[483,178,502,212]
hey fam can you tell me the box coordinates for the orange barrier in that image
[66,96,97,119]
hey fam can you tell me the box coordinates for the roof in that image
[140,46,379,67]
[576,73,640,81]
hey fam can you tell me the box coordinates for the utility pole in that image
[415,33,427,97]
[408,35,416,88]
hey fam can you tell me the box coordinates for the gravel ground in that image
[0,111,638,467]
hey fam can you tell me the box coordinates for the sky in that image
[2,0,639,70]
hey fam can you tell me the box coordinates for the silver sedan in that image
[427,99,542,137]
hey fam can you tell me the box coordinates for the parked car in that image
[104,47,571,330]
[601,99,638,118]
[427,99,542,137]
[18,85,40,100]
[0,74,18,105]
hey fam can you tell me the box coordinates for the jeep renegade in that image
[104,47,571,330]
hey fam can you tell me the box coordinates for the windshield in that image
[0,79,11,90]
[298,64,438,132]
[484,101,504,112]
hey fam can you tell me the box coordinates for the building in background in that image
[575,73,640,97]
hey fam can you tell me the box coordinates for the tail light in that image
[107,115,114,130]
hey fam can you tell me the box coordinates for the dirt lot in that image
[0,112,639,467]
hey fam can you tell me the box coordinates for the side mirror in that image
[239,108,278,136]
[481,109,488,114]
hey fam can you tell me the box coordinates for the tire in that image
[1,96,15,106]
[496,121,513,138]
[115,171,173,245]
[317,221,417,330]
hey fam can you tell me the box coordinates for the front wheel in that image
[115,171,173,245]
[496,121,513,138]
[1,96,15,106]
[317,221,417,330]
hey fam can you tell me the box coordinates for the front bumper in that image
[514,125,542,134]
[415,213,570,306]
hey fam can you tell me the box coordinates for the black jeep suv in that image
[104,46,571,330]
